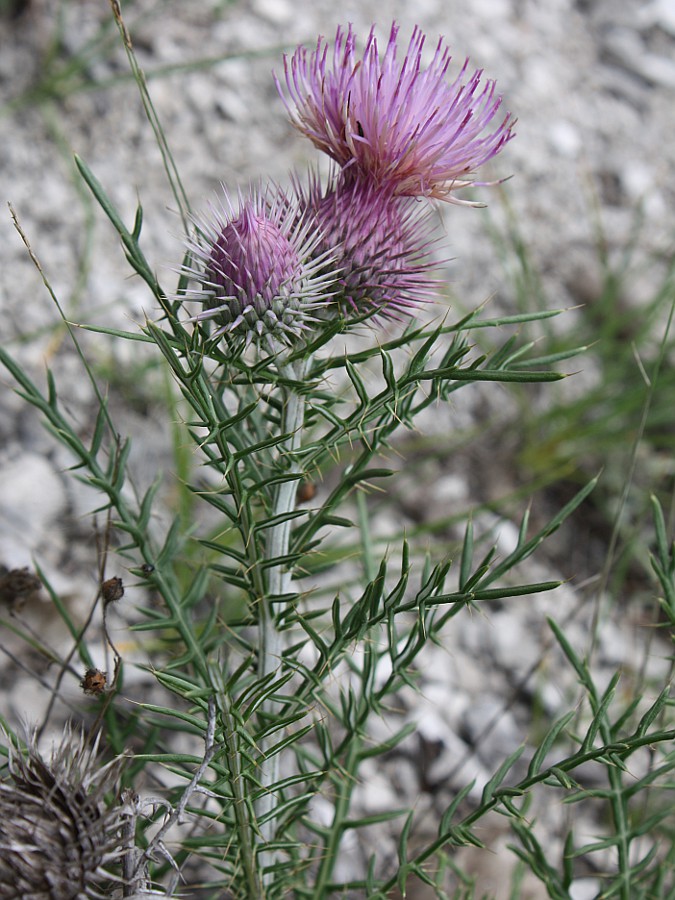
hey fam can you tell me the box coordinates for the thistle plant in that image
[1,12,673,900]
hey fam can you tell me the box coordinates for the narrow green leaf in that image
[89,403,110,457]
[459,517,474,591]
[254,509,307,531]
[636,686,671,738]
[581,671,620,752]
[380,349,397,393]
[402,366,563,386]
[132,201,143,240]
[481,746,525,805]
[397,811,415,892]
[358,722,418,759]
[439,781,476,835]
[548,617,590,686]
[138,475,163,531]
[562,830,575,889]
[650,493,669,560]
[548,766,575,789]
[527,711,575,778]
[345,359,369,409]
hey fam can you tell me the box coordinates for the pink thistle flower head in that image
[276,22,515,203]
[297,170,442,320]
[181,183,336,345]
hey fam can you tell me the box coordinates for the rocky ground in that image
[1,0,674,897]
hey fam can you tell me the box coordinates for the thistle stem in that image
[256,352,308,876]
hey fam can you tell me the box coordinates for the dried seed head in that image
[0,565,42,612]
[81,668,108,696]
[101,576,124,604]
[0,728,125,899]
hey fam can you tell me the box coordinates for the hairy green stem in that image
[256,353,308,875]
[219,694,263,898]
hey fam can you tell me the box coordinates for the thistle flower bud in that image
[181,182,336,345]
[298,170,441,320]
[0,729,125,899]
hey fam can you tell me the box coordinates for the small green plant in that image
[482,185,675,595]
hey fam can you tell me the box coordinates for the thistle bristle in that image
[0,728,126,899]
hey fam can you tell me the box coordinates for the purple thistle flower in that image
[297,169,441,320]
[276,22,515,203]
[182,183,336,344]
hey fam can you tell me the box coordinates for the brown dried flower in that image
[0,728,125,899]
[101,576,124,604]
[0,564,42,612]
[81,668,107,696]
